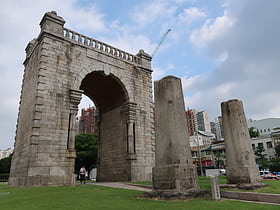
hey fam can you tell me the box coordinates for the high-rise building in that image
[186,109,197,136]
[214,116,224,141]
[196,110,211,133]
[186,109,211,135]
[79,106,96,133]
[210,121,216,136]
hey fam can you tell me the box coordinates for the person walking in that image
[79,166,86,184]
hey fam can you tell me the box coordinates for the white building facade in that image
[0,148,13,160]
[248,118,280,136]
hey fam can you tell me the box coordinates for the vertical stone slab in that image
[210,176,221,200]
[153,76,198,192]
[221,99,260,185]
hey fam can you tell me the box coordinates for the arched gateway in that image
[9,11,155,187]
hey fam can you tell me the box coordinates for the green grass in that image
[133,176,280,194]
[0,184,278,209]
[220,180,280,194]
[199,176,280,194]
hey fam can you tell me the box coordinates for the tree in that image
[254,145,267,167]
[267,157,280,172]
[249,127,260,138]
[275,144,280,158]
[75,133,98,173]
[0,153,13,173]
[213,151,225,169]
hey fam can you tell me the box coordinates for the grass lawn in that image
[0,183,279,209]
[133,176,280,194]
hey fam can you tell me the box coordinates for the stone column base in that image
[152,164,198,192]
[140,189,210,200]
[220,183,269,190]
[9,175,73,187]
[226,166,260,184]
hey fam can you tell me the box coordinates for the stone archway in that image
[9,11,155,187]
[80,71,131,181]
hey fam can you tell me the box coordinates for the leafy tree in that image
[275,144,280,158]
[249,127,260,138]
[213,151,225,169]
[267,157,280,172]
[254,145,267,166]
[0,153,13,173]
[75,133,98,173]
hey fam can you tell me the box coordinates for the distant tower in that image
[186,109,197,136]
[214,116,224,141]
[196,111,211,133]
[186,109,211,135]
[79,107,96,133]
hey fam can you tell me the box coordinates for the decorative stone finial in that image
[50,11,57,15]
[39,11,65,35]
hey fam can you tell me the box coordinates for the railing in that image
[0,174,9,183]
[63,28,140,64]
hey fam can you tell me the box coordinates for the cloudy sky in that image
[1,0,280,149]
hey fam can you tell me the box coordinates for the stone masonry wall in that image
[9,11,154,186]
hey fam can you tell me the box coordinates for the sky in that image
[1,0,280,149]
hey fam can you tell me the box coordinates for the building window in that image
[260,130,263,133]
[252,144,255,150]
[266,141,273,148]
[258,143,264,148]
[268,128,270,132]
[264,129,266,132]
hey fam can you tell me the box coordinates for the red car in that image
[261,174,280,180]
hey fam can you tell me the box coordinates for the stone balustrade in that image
[63,28,140,64]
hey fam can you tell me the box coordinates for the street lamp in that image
[196,130,203,176]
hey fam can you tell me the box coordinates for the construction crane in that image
[151,28,171,58]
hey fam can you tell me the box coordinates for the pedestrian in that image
[79,166,86,184]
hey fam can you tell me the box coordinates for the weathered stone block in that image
[221,99,260,185]
[153,76,198,193]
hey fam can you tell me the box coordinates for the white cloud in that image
[132,1,177,27]
[152,66,166,80]
[179,7,206,24]
[181,75,202,91]
[102,32,155,55]
[190,11,235,48]
[183,1,280,121]
[0,0,108,149]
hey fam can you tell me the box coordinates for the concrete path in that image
[86,182,153,192]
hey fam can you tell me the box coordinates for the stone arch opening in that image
[80,71,128,113]
[79,71,131,181]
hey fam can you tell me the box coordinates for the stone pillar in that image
[153,76,198,192]
[67,89,82,184]
[122,102,137,156]
[210,176,221,200]
[221,99,260,185]
[68,90,83,149]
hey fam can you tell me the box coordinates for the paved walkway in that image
[86,182,152,192]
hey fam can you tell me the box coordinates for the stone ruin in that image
[141,76,209,199]
[221,99,267,189]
